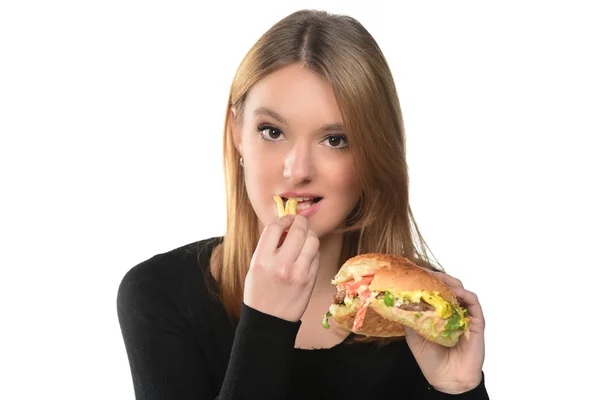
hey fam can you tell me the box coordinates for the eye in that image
[257,124,285,141]
[322,135,349,150]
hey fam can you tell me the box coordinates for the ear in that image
[230,107,243,156]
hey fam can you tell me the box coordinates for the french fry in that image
[284,198,298,215]
[273,195,285,217]
[273,195,299,217]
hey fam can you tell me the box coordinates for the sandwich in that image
[322,253,470,347]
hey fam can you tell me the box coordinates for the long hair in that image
[212,10,442,329]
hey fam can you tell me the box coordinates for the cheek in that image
[327,158,360,196]
[242,142,282,221]
[246,149,281,185]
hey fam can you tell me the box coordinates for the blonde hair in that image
[212,10,441,325]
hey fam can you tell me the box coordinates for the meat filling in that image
[333,289,347,304]
[334,290,434,312]
[375,292,435,311]
[398,301,434,312]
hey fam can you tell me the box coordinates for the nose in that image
[283,142,315,185]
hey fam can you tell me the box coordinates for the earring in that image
[239,157,244,168]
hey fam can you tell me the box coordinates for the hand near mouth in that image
[244,213,321,322]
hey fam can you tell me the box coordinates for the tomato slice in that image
[352,289,372,331]
[341,274,375,332]
[344,274,374,298]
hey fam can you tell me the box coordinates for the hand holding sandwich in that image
[244,214,320,322]
[323,253,485,394]
[404,271,485,394]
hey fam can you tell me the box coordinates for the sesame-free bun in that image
[331,253,385,285]
[368,255,459,307]
[368,304,463,347]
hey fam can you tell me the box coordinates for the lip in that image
[278,192,323,199]
[296,198,323,218]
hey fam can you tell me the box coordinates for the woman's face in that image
[233,63,361,238]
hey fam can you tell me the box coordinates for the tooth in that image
[287,196,319,203]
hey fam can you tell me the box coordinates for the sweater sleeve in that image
[117,262,301,400]
[221,303,301,399]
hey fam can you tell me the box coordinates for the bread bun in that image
[331,253,387,285]
[326,253,470,347]
[369,304,462,346]
[368,255,459,307]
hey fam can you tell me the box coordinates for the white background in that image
[1,1,598,399]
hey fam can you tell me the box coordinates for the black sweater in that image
[117,236,489,399]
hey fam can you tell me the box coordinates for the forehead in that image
[244,64,343,124]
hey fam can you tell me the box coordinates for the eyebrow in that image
[253,106,345,132]
[254,107,287,125]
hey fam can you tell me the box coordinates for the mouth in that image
[273,194,324,218]
[282,196,323,210]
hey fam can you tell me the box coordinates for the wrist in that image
[431,373,483,394]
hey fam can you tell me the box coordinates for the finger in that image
[277,231,288,249]
[256,214,295,252]
[429,270,464,289]
[296,232,319,274]
[278,214,308,260]
[308,249,320,277]
[452,287,484,324]
[403,326,446,360]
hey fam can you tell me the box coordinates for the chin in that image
[308,211,351,239]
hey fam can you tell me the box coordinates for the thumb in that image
[403,326,426,349]
[403,326,418,338]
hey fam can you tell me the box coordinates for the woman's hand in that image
[404,271,486,394]
[243,214,320,322]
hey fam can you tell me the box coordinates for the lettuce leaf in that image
[322,311,332,329]
[383,291,394,306]
[442,308,467,337]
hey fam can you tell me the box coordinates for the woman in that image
[117,9,488,399]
